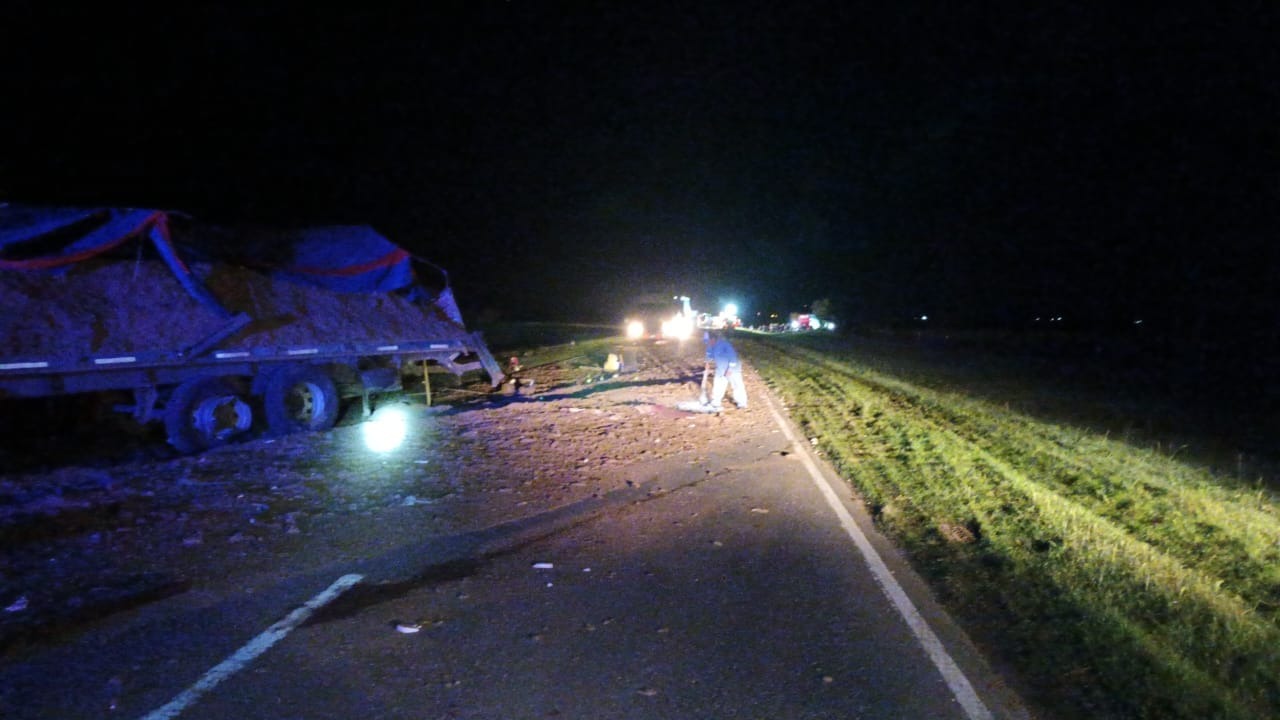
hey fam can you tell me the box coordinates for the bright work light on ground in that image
[363,405,409,453]
[723,302,739,318]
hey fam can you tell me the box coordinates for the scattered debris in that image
[675,400,720,413]
[0,343,775,649]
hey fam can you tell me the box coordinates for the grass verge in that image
[743,334,1280,719]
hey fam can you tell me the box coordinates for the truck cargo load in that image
[0,204,503,452]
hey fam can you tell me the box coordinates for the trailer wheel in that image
[165,378,254,453]
[263,366,340,435]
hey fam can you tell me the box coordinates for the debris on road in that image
[0,340,773,649]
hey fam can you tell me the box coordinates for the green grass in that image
[743,334,1280,719]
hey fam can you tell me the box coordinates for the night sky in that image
[1,3,1276,338]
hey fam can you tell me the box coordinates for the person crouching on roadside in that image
[702,329,748,411]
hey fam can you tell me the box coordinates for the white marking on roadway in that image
[93,356,137,365]
[138,573,364,720]
[762,394,994,720]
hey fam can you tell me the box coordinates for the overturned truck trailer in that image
[0,205,504,452]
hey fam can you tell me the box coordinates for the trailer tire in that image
[165,377,254,453]
[263,366,340,436]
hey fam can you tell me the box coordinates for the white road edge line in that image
[138,573,364,720]
[762,394,994,720]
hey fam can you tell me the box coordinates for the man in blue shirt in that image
[702,329,748,411]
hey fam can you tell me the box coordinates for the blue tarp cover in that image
[268,225,414,293]
[1,205,421,295]
[0,206,101,251]
[0,207,160,268]
[0,206,233,317]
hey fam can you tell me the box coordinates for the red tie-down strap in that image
[284,247,410,277]
[0,212,157,270]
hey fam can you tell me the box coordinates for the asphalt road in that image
[3,380,1028,720]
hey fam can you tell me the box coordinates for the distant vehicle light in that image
[662,313,694,340]
[363,406,409,453]
[723,302,739,318]
[626,320,645,340]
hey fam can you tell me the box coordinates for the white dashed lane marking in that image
[138,573,364,720]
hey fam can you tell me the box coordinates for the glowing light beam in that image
[363,406,409,453]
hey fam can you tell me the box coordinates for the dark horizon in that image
[1,4,1276,341]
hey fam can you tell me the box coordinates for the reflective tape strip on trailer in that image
[93,356,138,365]
[0,360,51,371]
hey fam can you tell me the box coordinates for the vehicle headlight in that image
[626,320,645,340]
[663,314,693,340]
